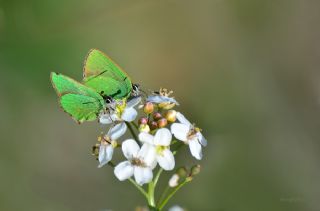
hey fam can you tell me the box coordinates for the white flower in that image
[98,123,127,168]
[139,128,175,171]
[147,95,179,105]
[169,205,185,211]
[147,88,179,109]
[171,112,207,160]
[99,96,141,124]
[114,139,156,185]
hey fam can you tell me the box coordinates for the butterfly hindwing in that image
[60,93,103,123]
[83,49,132,99]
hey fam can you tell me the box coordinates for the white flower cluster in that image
[92,88,207,186]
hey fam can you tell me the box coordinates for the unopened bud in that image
[165,110,177,122]
[149,121,158,130]
[168,173,179,187]
[191,164,201,176]
[159,102,176,110]
[157,118,167,128]
[111,140,118,148]
[153,112,162,121]
[92,144,100,156]
[139,124,150,133]
[138,117,148,125]
[176,167,187,178]
[143,102,154,114]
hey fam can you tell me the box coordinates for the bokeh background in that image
[1,0,320,210]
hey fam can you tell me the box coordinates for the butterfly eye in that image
[131,84,138,92]
[105,96,113,104]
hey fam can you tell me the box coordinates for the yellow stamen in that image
[156,145,167,156]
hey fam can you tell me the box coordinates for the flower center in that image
[131,158,146,167]
[187,125,201,140]
[98,135,111,145]
[115,99,127,118]
[156,145,167,156]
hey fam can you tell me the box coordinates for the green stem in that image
[158,178,191,210]
[132,121,139,130]
[148,181,156,207]
[157,185,170,208]
[126,122,138,141]
[128,178,148,199]
[153,168,163,187]
[108,162,148,200]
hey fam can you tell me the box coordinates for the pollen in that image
[115,99,127,116]
[131,158,146,167]
[159,87,174,97]
[187,125,200,140]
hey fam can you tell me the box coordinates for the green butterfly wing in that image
[83,49,132,99]
[60,94,102,123]
[50,72,104,123]
[51,72,102,99]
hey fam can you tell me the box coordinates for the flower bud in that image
[139,124,150,133]
[159,102,176,110]
[157,118,167,128]
[153,112,162,121]
[168,173,179,187]
[176,167,188,178]
[165,110,177,122]
[138,117,148,125]
[111,140,118,148]
[92,144,100,156]
[191,164,201,176]
[149,121,158,130]
[143,102,154,114]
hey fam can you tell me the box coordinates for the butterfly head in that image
[100,91,115,106]
[132,84,140,97]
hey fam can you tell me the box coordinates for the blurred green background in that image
[1,0,320,210]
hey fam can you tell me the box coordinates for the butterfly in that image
[51,49,138,123]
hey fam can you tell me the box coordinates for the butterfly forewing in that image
[83,49,132,99]
[51,72,102,100]
[51,72,105,123]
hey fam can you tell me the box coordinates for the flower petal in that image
[134,166,153,185]
[121,107,138,122]
[157,149,175,170]
[98,145,113,168]
[99,114,113,124]
[138,143,156,167]
[171,123,189,141]
[176,112,191,126]
[114,161,134,181]
[127,96,141,108]
[108,122,127,140]
[189,138,202,160]
[169,205,184,211]
[154,128,172,146]
[139,132,154,145]
[122,139,140,159]
[197,132,207,147]
[147,95,179,105]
